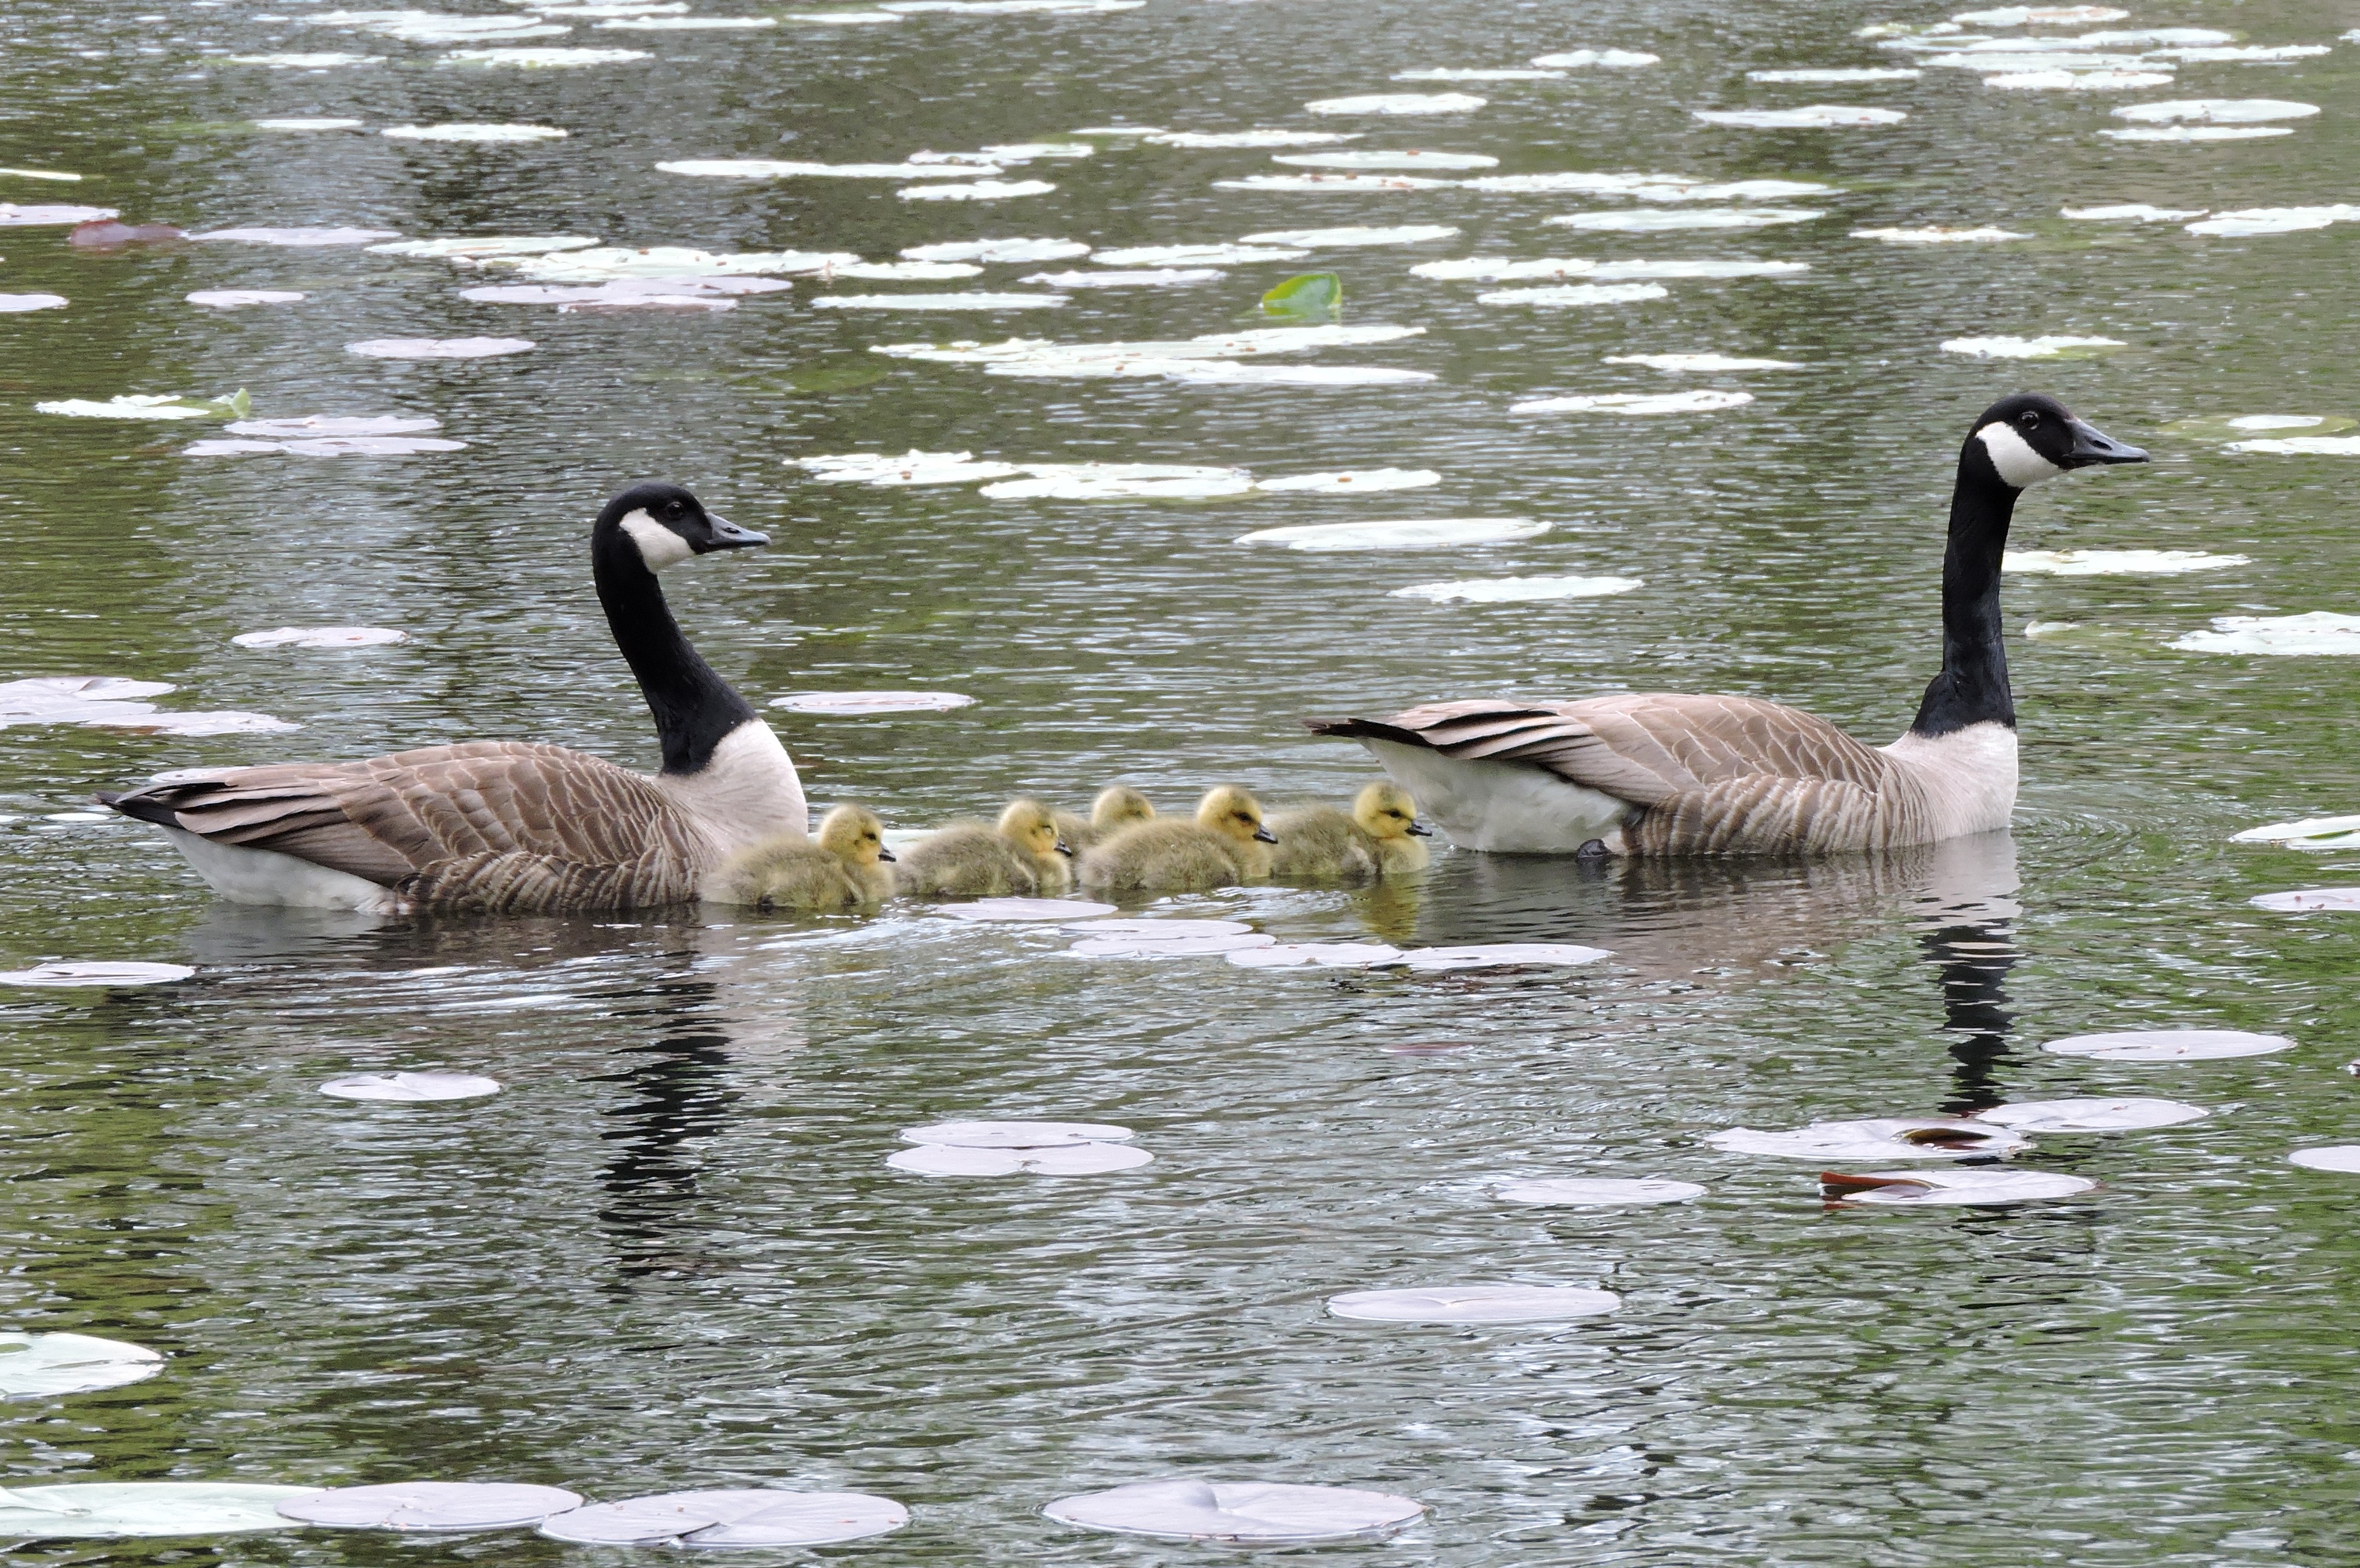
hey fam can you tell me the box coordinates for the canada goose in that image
[99,482,804,911]
[1309,393,2149,855]
[895,797,1074,897]
[1053,785,1158,851]
[1079,785,1277,893]
[714,804,897,912]
[1270,781,1435,881]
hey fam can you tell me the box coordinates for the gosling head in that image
[1091,785,1156,832]
[816,804,892,866]
[1351,781,1432,841]
[597,481,769,572]
[1196,785,1277,845]
[998,797,1071,858]
[1966,393,2149,492]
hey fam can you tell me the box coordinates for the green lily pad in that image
[1261,271,1343,321]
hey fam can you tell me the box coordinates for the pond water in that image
[4,0,2360,1562]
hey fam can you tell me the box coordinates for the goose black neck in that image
[1909,442,2021,738]
[592,528,757,775]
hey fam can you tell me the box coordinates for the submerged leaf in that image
[1261,270,1342,319]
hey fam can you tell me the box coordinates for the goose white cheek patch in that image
[1976,421,2064,486]
[619,511,692,569]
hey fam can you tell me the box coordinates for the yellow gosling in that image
[1079,785,1275,893]
[713,804,897,912]
[1055,784,1159,852]
[896,797,1074,898]
[1270,781,1433,882]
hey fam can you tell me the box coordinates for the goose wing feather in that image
[108,740,702,886]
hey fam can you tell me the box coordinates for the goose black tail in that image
[1303,716,1431,748]
[91,789,180,829]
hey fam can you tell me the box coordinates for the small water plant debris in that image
[2102,127,2292,142]
[347,337,534,359]
[1043,1480,1425,1544]
[1093,243,1307,266]
[1940,334,2126,358]
[1391,575,1642,602]
[1820,1169,2098,1205]
[0,294,67,312]
[2231,815,2360,850]
[795,450,1023,485]
[186,290,306,308]
[1606,352,1801,370]
[1512,389,1751,414]
[0,1483,321,1540]
[1694,105,1907,127]
[2039,1029,2293,1060]
[933,897,1117,920]
[2250,887,2360,912]
[2172,613,2360,655]
[538,1491,909,1547]
[234,626,408,648]
[318,1071,500,1102]
[2288,1146,2360,1173]
[770,691,974,714]
[1707,1117,2030,1160]
[1975,1097,2208,1132]
[1496,1177,1705,1206]
[1243,225,1458,249]
[2004,549,2249,575]
[1304,93,1487,115]
[1325,1284,1621,1323]
[1237,517,1548,551]
[1853,225,2028,243]
[2060,203,2206,221]
[1530,48,1659,67]
[0,1332,164,1399]
[888,1141,1152,1175]
[277,1482,584,1532]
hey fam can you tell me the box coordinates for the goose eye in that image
[2019,411,2039,429]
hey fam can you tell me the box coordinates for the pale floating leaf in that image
[1326,1285,1620,1323]
[0,1483,320,1539]
[1976,1097,2208,1131]
[2116,96,2319,122]
[888,1141,1151,1175]
[781,8,902,20]
[1824,1169,2097,1205]
[898,179,1056,201]
[0,1332,164,1399]
[319,1071,499,1101]
[0,962,194,988]
[933,897,1115,920]
[277,1482,581,1531]
[1748,67,1921,80]
[1513,389,1750,413]
[0,203,117,225]
[1147,129,1361,147]
[1853,225,2029,243]
[901,236,1088,262]
[1067,932,1275,958]
[1529,48,1660,67]
[1694,104,1908,126]
[1213,173,1458,192]
[1390,575,1642,602]
[1393,67,1566,81]
[186,290,305,306]
[2289,1146,2360,1173]
[252,118,366,130]
[1226,942,1404,968]
[1060,918,1249,937]
[2059,203,2206,221]
[2252,886,2360,910]
[1983,68,2175,88]
[1091,243,1306,265]
[539,1491,907,1547]
[0,294,68,312]
[769,691,973,714]
[2040,1028,2293,1058]
[1272,150,1497,169]
[828,261,982,279]
[36,394,225,420]
[346,337,534,359]
[982,471,1254,500]
[225,52,386,66]
[1043,1481,1423,1543]
[898,1119,1131,1147]
[656,158,998,179]
[2101,125,2291,142]
[1547,207,1824,232]
[1148,362,1432,386]
[1396,943,1610,968]
[811,292,1064,310]
[1477,283,1669,307]
[1023,268,1219,288]
[1255,467,1437,493]
[2004,548,2248,575]
[440,46,652,64]
[1239,517,1544,551]
[368,235,599,258]
[2227,414,2336,430]
[1604,352,1802,369]
[490,247,855,281]
[2186,206,2360,236]
[193,226,400,245]
[1303,93,1487,115]
[1940,334,2126,357]
[793,449,1024,485]
[1496,1177,1705,1206]
[2173,612,2360,653]
[2151,45,2330,61]
[2232,814,2360,849]
[1236,224,1458,247]
[1951,5,2127,22]
[234,625,408,646]
[1707,1117,2030,1160]
[596,12,776,24]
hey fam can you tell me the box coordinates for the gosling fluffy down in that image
[896,797,1074,898]
[1269,782,1433,883]
[714,804,897,912]
[1054,785,1158,852]
[1079,785,1275,894]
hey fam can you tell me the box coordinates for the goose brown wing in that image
[1308,693,1900,804]
[103,740,697,886]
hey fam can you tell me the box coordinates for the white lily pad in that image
[935,897,1116,920]
[1273,150,1497,170]
[1256,468,1438,493]
[234,626,408,648]
[1061,919,1250,937]
[230,416,440,438]
[1696,105,1907,127]
[1152,362,1432,387]
[2061,203,2207,221]
[1496,1177,1705,1206]
[1530,48,1660,67]
[1304,93,1487,115]
[1227,942,1405,968]
[278,1483,581,1531]
[899,1120,1131,1147]
[770,691,974,714]
[1020,268,1218,288]
[2103,126,2293,142]
[2251,887,2360,911]
[811,292,1063,310]
[1545,207,1824,232]
[193,226,399,245]
[319,1071,500,1102]
[1985,68,2175,88]
[1940,334,2126,357]
[252,118,365,131]
[1708,1117,2030,1160]
[2116,97,2319,122]
[0,961,193,988]
[899,179,1057,201]
[2154,44,2329,62]
[984,471,1253,500]
[1327,1284,1620,1323]
[1513,389,1751,414]
[36,394,224,420]
[1393,67,1566,81]
[902,237,1088,262]
[1390,575,1642,602]
[1043,1480,1423,1544]
[1853,225,2029,243]
[1235,225,1459,247]
[2005,549,2249,575]
[189,436,464,456]
[1396,943,1611,968]
[888,1141,1153,1175]
[2289,1146,2360,1173]
[597,12,776,25]
[1144,129,1361,148]
[1604,352,1802,370]
[1091,244,1307,268]
[2229,415,2337,431]
[493,247,857,281]
[186,290,306,307]
[538,1491,907,1547]
[794,449,1023,486]
[2174,612,2360,653]
[1216,173,1459,193]
[1068,932,1275,958]
[783,9,902,20]
[1748,67,1922,81]
[2041,1028,2292,1060]
[2189,208,2360,237]
[1976,1097,2208,1132]
[0,1332,164,1399]
[0,1483,319,1539]
[879,0,1141,10]
[1238,517,1546,551]
[656,158,996,179]
[1824,1169,2098,1205]
[0,294,67,312]
[346,337,533,359]
[382,124,566,143]
[1953,5,2126,22]
[2232,815,2360,849]
[1477,283,1670,307]
[440,46,651,64]
[226,52,385,67]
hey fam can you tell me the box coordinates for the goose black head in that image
[598,482,769,572]
[1968,393,2149,490]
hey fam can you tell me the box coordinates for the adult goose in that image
[101,482,807,912]
[1307,393,2148,856]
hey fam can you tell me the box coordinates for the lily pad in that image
[1256,467,1437,493]
[440,46,652,64]
[1092,243,1307,266]
[1326,1284,1620,1323]
[318,1072,500,1102]
[2251,887,2360,911]
[1241,225,1457,248]
[770,691,974,714]
[1940,334,2125,359]
[901,237,1089,262]
[2040,1029,2292,1059]
[1025,268,1219,288]
[1604,352,1801,370]
[277,1482,583,1532]
[1043,1480,1423,1543]
[2004,549,2249,575]
[898,179,1057,201]
[2289,1146,2360,1173]
[1821,1169,2097,1205]
[1239,518,1546,551]
[234,626,408,648]
[538,1491,908,1547]
[1068,932,1275,958]
[1390,575,1642,602]
[0,962,194,988]
[1262,271,1342,319]
[1060,919,1249,937]
[899,1120,1132,1147]
[1146,129,1362,148]
[1227,942,1405,968]
[1695,105,1907,127]
[934,897,1116,920]
[1512,389,1748,413]
[0,1332,164,1399]
[2232,815,2360,850]
[0,203,118,225]
[1304,93,1487,115]
[1708,1117,2030,1160]
[0,1483,319,1540]
[1496,1177,1704,1206]
[0,294,67,313]
[2116,97,2318,123]
[887,1141,1153,1175]
[193,226,399,246]
[2104,127,2292,143]
[1273,150,1497,170]
[1976,1097,2207,1131]
[346,337,533,359]
[1853,226,2028,243]
[186,290,306,307]
[1530,48,1658,67]
[811,292,1064,310]
[2174,613,2360,654]
[382,124,567,143]
[1748,67,1921,81]
[1546,207,1824,232]
[1395,943,1611,968]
